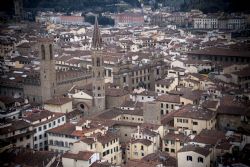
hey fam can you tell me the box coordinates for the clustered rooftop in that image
[0,4,250,167]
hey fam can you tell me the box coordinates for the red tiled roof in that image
[63,151,94,161]
[156,94,180,103]
[172,104,216,120]
[131,139,152,146]
[47,123,76,136]
[178,145,211,157]
[45,97,72,105]
[23,110,63,122]
[192,129,225,145]
[187,47,250,58]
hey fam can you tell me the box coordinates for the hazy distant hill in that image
[0,0,140,14]
[0,0,249,14]
[156,0,249,13]
[180,0,249,13]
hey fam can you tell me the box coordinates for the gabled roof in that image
[178,145,211,157]
[47,123,76,136]
[192,129,225,145]
[131,139,152,146]
[163,132,189,143]
[63,151,94,161]
[156,94,180,103]
[44,97,72,105]
[173,104,216,120]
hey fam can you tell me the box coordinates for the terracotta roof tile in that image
[142,151,177,167]
[173,104,216,120]
[45,97,72,105]
[192,129,225,145]
[178,145,211,157]
[163,132,188,142]
[63,151,94,161]
[131,139,152,146]
[47,123,76,136]
[156,94,180,103]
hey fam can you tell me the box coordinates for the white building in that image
[47,123,80,153]
[62,151,100,167]
[193,17,218,29]
[23,110,66,150]
[44,97,73,113]
[131,126,161,151]
[177,145,211,167]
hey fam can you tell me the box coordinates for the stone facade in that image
[91,17,106,113]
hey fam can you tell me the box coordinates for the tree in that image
[85,15,114,26]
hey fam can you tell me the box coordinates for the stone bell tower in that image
[39,38,56,103]
[91,16,106,112]
[13,0,23,21]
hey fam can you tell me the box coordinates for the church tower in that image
[91,17,106,112]
[13,0,23,21]
[39,38,56,103]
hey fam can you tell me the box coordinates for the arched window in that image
[98,86,101,90]
[97,57,100,66]
[80,104,85,110]
[41,44,45,60]
[49,44,53,60]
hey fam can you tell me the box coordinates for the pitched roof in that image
[202,100,219,109]
[178,145,211,157]
[187,47,250,58]
[173,104,216,120]
[156,94,180,103]
[105,88,129,97]
[91,161,113,167]
[141,128,159,137]
[0,120,31,134]
[44,97,72,105]
[192,129,225,145]
[95,108,143,120]
[180,89,204,101]
[47,123,76,136]
[63,151,94,161]
[97,132,118,145]
[217,95,248,116]
[131,139,152,146]
[23,110,64,123]
[0,148,57,167]
[163,132,189,142]
[156,78,174,87]
[123,159,160,167]
[81,137,95,145]
[142,151,177,167]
